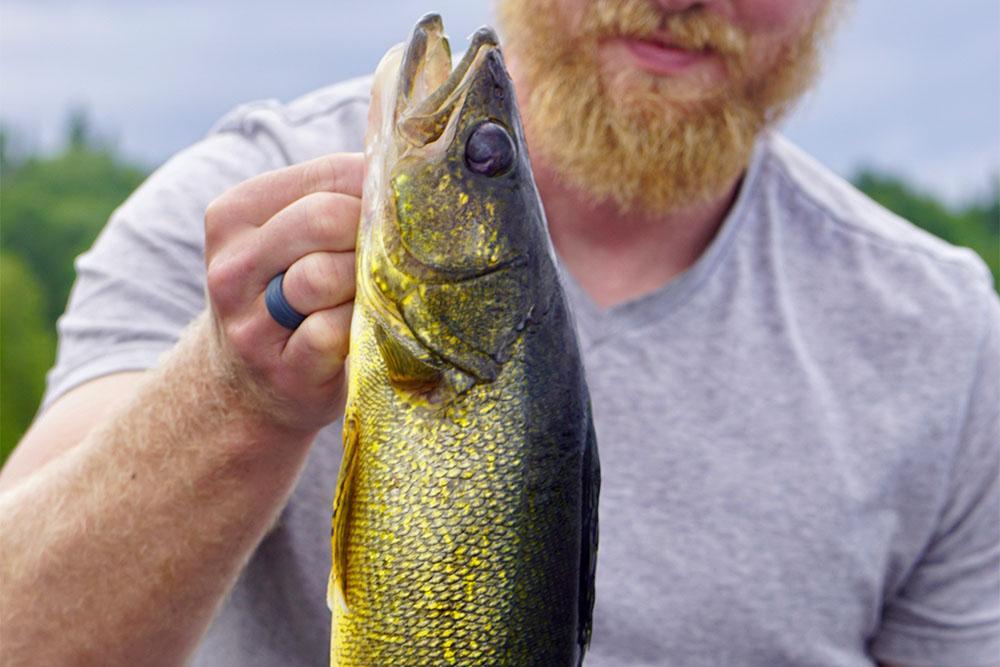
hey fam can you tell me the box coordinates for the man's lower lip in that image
[621,38,709,74]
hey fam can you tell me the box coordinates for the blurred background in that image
[1,0,998,462]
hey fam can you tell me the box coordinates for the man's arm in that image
[0,319,319,666]
[0,373,144,493]
[0,153,363,666]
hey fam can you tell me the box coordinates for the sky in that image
[1,1,997,205]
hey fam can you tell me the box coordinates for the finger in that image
[251,191,360,280]
[205,152,364,237]
[223,292,295,362]
[210,192,361,309]
[282,251,356,315]
[282,303,354,382]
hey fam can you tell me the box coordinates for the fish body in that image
[329,15,599,667]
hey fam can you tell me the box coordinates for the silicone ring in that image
[265,272,306,330]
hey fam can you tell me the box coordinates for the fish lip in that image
[396,13,446,115]
[397,24,501,122]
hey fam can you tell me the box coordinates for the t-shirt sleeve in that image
[40,106,288,412]
[870,289,1000,666]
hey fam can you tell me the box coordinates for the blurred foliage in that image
[1,253,55,463]
[1,118,147,327]
[0,112,149,461]
[0,113,998,467]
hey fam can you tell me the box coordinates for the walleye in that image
[328,14,599,667]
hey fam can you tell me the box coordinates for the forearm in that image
[0,313,318,667]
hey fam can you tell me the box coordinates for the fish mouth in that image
[393,15,501,147]
[366,15,504,159]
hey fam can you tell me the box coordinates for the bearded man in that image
[1,1,997,666]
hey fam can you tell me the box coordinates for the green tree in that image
[66,107,94,152]
[0,253,55,460]
[0,114,148,464]
[0,113,147,327]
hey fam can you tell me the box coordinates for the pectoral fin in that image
[328,415,361,613]
[374,320,442,391]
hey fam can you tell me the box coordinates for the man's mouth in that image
[611,35,715,75]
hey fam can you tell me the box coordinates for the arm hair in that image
[0,312,318,666]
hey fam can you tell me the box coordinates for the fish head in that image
[359,14,558,398]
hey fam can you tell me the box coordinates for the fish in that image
[328,14,599,667]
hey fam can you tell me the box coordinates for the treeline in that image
[1,121,998,464]
[1,117,147,462]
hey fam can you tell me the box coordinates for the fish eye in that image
[464,122,515,177]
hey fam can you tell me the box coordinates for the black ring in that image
[265,272,306,330]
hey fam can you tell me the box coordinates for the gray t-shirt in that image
[43,76,1000,666]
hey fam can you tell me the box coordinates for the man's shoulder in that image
[754,132,995,318]
[208,76,375,165]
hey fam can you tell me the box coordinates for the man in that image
[1,0,997,665]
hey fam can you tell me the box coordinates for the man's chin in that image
[518,69,756,214]
[601,69,731,124]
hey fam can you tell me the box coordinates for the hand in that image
[203,153,364,434]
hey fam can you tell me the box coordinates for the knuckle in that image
[205,256,236,310]
[339,254,357,295]
[318,253,351,291]
[299,156,338,195]
[302,194,332,239]
[302,313,347,357]
[204,195,227,228]
[205,252,253,313]
[223,319,256,362]
[299,191,358,247]
[320,256,355,304]
[331,193,361,227]
[337,198,362,240]
[204,194,235,243]
[330,308,353,356]
[301,257,332,303]
[286,258,322,307]
[299,317,332,356]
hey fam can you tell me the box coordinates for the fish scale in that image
[329,14,599,667]
[338,315,578,665]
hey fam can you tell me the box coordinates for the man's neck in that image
[534,161,742,309]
